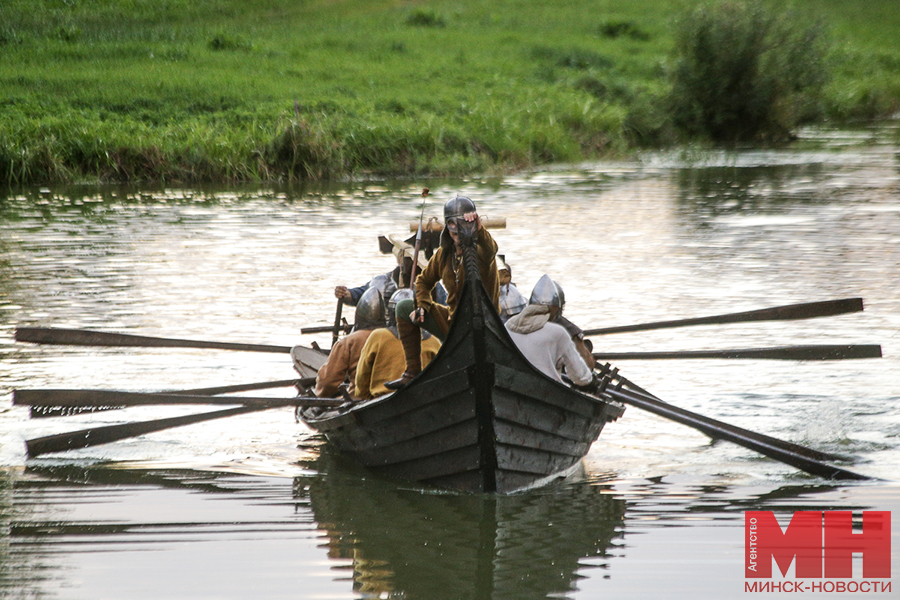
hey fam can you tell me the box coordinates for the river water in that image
[1,125,899,599]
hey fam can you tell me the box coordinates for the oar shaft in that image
[583,298,864,336]
[26,377,316,419]
[15,390,342,408]
[592,345,882,361]
[302,324,353,334]
[15,327,292,353]
[26,406,259,457]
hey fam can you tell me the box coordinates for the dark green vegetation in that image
[1,0,898,185]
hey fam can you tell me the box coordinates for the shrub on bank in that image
[669,1,829,143]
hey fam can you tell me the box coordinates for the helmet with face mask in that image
[440,196,477,247]
[353,286,387,331]
[528,274,563,309]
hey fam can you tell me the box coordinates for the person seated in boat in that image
[385,196,501,390]
[314,286,387,398]
[550,279,596,370]
[505,274,596,388]
[354,289,443,400]
[497,255,526,322]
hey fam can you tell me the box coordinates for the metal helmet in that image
[528,274,563,309]
[368,273,398,308]
[387,288,415,327]
[441,196,477,247]
[443,196,477,223]
[499,284,527,322]
[553,280,566,313]
[354,286,387,331]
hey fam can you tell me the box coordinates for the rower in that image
[385,196,501,390]
[505,274,596,388]
[354,289,442,400]
[314,286,386,398]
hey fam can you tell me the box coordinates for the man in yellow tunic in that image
[314,286,386,398]
[385,196,500,390]
[355,290,443,400]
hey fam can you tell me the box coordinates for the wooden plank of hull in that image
[493,420,593,458]
[492,390,601,442]
[345,419,479,467]
[312,389,476,452]
[372,444,482,481]
[304,368,471,434]
[495,443,585,477]
[494,364,597,418]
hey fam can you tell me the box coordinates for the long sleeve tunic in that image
[354,329,442,400]
[414,227,500,318]
[506,321,593,386]
[314,329,374,398]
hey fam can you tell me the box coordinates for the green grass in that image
[1,0,898,185]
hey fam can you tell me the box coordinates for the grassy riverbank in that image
[1,0,899,185]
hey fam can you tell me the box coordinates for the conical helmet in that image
[354,286,387,331]
[499,284,527,322]
[528,274,562,309]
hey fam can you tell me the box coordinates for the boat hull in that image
[303,234,623,493]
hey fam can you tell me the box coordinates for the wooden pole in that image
[16,327,292,353]
[592,344,882,361]
[582,298,865,337]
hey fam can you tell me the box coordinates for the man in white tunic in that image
[505,274,595,388]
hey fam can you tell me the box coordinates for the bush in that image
[669,1,829,143]
[598,20,649,41]
[405,9,446,28]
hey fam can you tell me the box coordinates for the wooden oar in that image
[590,370,867,479]
[15,327,292,353]
[583,298,865,337]
[27,378,313,418]
[302,323,352,334]
[331,298,343,347]
[23,395,343,458]
[592,344,882,361]
[15,389,335,409]
[589,364,848,463]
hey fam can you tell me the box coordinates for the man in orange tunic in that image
[314,286,386,398]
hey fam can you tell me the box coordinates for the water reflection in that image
[296,453,626,600]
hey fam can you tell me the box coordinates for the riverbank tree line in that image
[1,0,898,185]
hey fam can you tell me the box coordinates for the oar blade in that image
[584,298,866,337]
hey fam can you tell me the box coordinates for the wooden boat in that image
[300,232,625,494]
